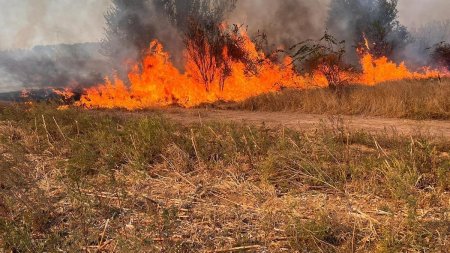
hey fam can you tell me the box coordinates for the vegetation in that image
[287,32,351,90]
[0,103,448,252]
[233,79,450,120]
[327,0,410,61]
[431,42,450,71]
[102,0,237,79]
[101,0,166,76]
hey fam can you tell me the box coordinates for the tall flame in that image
[79,37,312,110]
[76,34,447,110]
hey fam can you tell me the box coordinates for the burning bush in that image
[65,0,449,110]
[162,0,242,91]
[327,0,410,61]
[101,0,238,78]
[185,22,256,91]
[287,32,354,90]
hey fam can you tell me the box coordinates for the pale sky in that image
[0,0,448,50]
[0,0,110,50]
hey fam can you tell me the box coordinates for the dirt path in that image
[162,109,450,139]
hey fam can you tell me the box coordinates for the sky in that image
[0,0,449,50]
[0,0,110,50]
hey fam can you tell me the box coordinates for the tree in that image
[431,42,450,71]
[327,0,410,61]
[101,0,159,62]
[184,23,254,91]
[288,32,353,91]
[158,0,242,91]
[157,0,237,32]
[101,0,238,89]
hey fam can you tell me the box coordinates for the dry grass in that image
[0,103,449,252]
[233,79,450,120]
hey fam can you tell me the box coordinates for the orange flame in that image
[53,88,75,100]
[77,34,447,110]
[79,38,312,110]
[357,53,442,85]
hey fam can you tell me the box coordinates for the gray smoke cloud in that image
[228,0,329,50]
[0,0,112,92]
[397,0,450,67]
[1,0,449,51]
[0,43,112,92]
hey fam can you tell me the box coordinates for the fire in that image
[358,53,442,85]
[79,37,311,110]
[76,33,447,110]
[57,105,70,111]
[52,88,75,100]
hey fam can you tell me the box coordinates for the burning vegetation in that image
[1,1,450,252]
[2,0,446,111]
[77,33,446,110]
[22,0,442,110]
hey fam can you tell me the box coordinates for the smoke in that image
[101,0,186,72]
[1,0,450,93]
[401,20,450,67]
[0,0,109,50]
[0,0,112,92]
[2,0,449,52]
[396,0,450,68]
[0,43,112,92]
[228,0,329,50]
[397,0,449,28]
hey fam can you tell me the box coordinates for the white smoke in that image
[1,0,449,51]
[0,0,110,50]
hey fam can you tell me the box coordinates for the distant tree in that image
[431,42,450,71]
[288,32,353,91]
[327,0,410,60]
[157,0,237,32]
[101,0,159,63]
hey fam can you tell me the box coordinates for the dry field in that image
[232,79,450,120]
[0,100,449,252]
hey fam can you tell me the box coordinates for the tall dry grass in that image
[0,103,449,252]
[234,79,450,120]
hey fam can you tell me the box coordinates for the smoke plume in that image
[228,0,329,50]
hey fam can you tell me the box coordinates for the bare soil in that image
[163,108,450,139]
